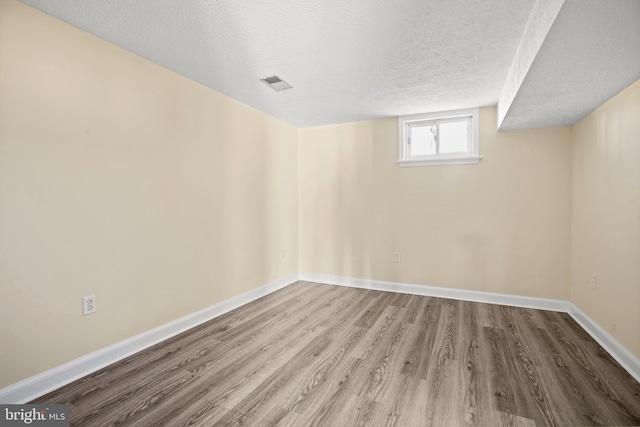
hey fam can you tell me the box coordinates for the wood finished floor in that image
[34,281,640,426]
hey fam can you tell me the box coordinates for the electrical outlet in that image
[394,252,401,263]
[280,249,285,260]
[83,295,96,315]
[589,275,596,289]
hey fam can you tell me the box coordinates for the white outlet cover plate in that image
[82,296,96,315]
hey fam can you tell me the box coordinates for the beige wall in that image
[0,0,298,388]
[299,108,572,299]
[570,80,640,358]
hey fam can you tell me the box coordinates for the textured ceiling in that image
[16,0,640,129]
[499,0,640,130]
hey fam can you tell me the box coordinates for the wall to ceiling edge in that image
[570,80,640,358]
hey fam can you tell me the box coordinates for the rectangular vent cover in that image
[261,75,292,91]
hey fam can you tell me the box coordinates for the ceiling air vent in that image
[260,75,292,91]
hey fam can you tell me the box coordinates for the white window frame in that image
[398,108,481,167]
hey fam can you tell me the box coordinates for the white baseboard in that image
[0,273,299,404]
[567,303,640,383]
[299,272,569,312]
[300,272,640,383]
[3,272,638,403]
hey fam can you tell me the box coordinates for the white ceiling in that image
[499,0,640,130]
[17,0,640,129]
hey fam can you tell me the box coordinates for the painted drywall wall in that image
[0,0,298,388]
[299,107,572,299]
[570,79,640,358]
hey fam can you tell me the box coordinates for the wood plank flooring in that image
[33,281,640,426]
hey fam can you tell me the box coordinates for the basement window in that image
[398,108,480,167]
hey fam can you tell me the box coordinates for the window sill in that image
[398,156,482,167]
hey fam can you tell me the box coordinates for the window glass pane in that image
[409,124,436,156]
[439,120,468,154]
